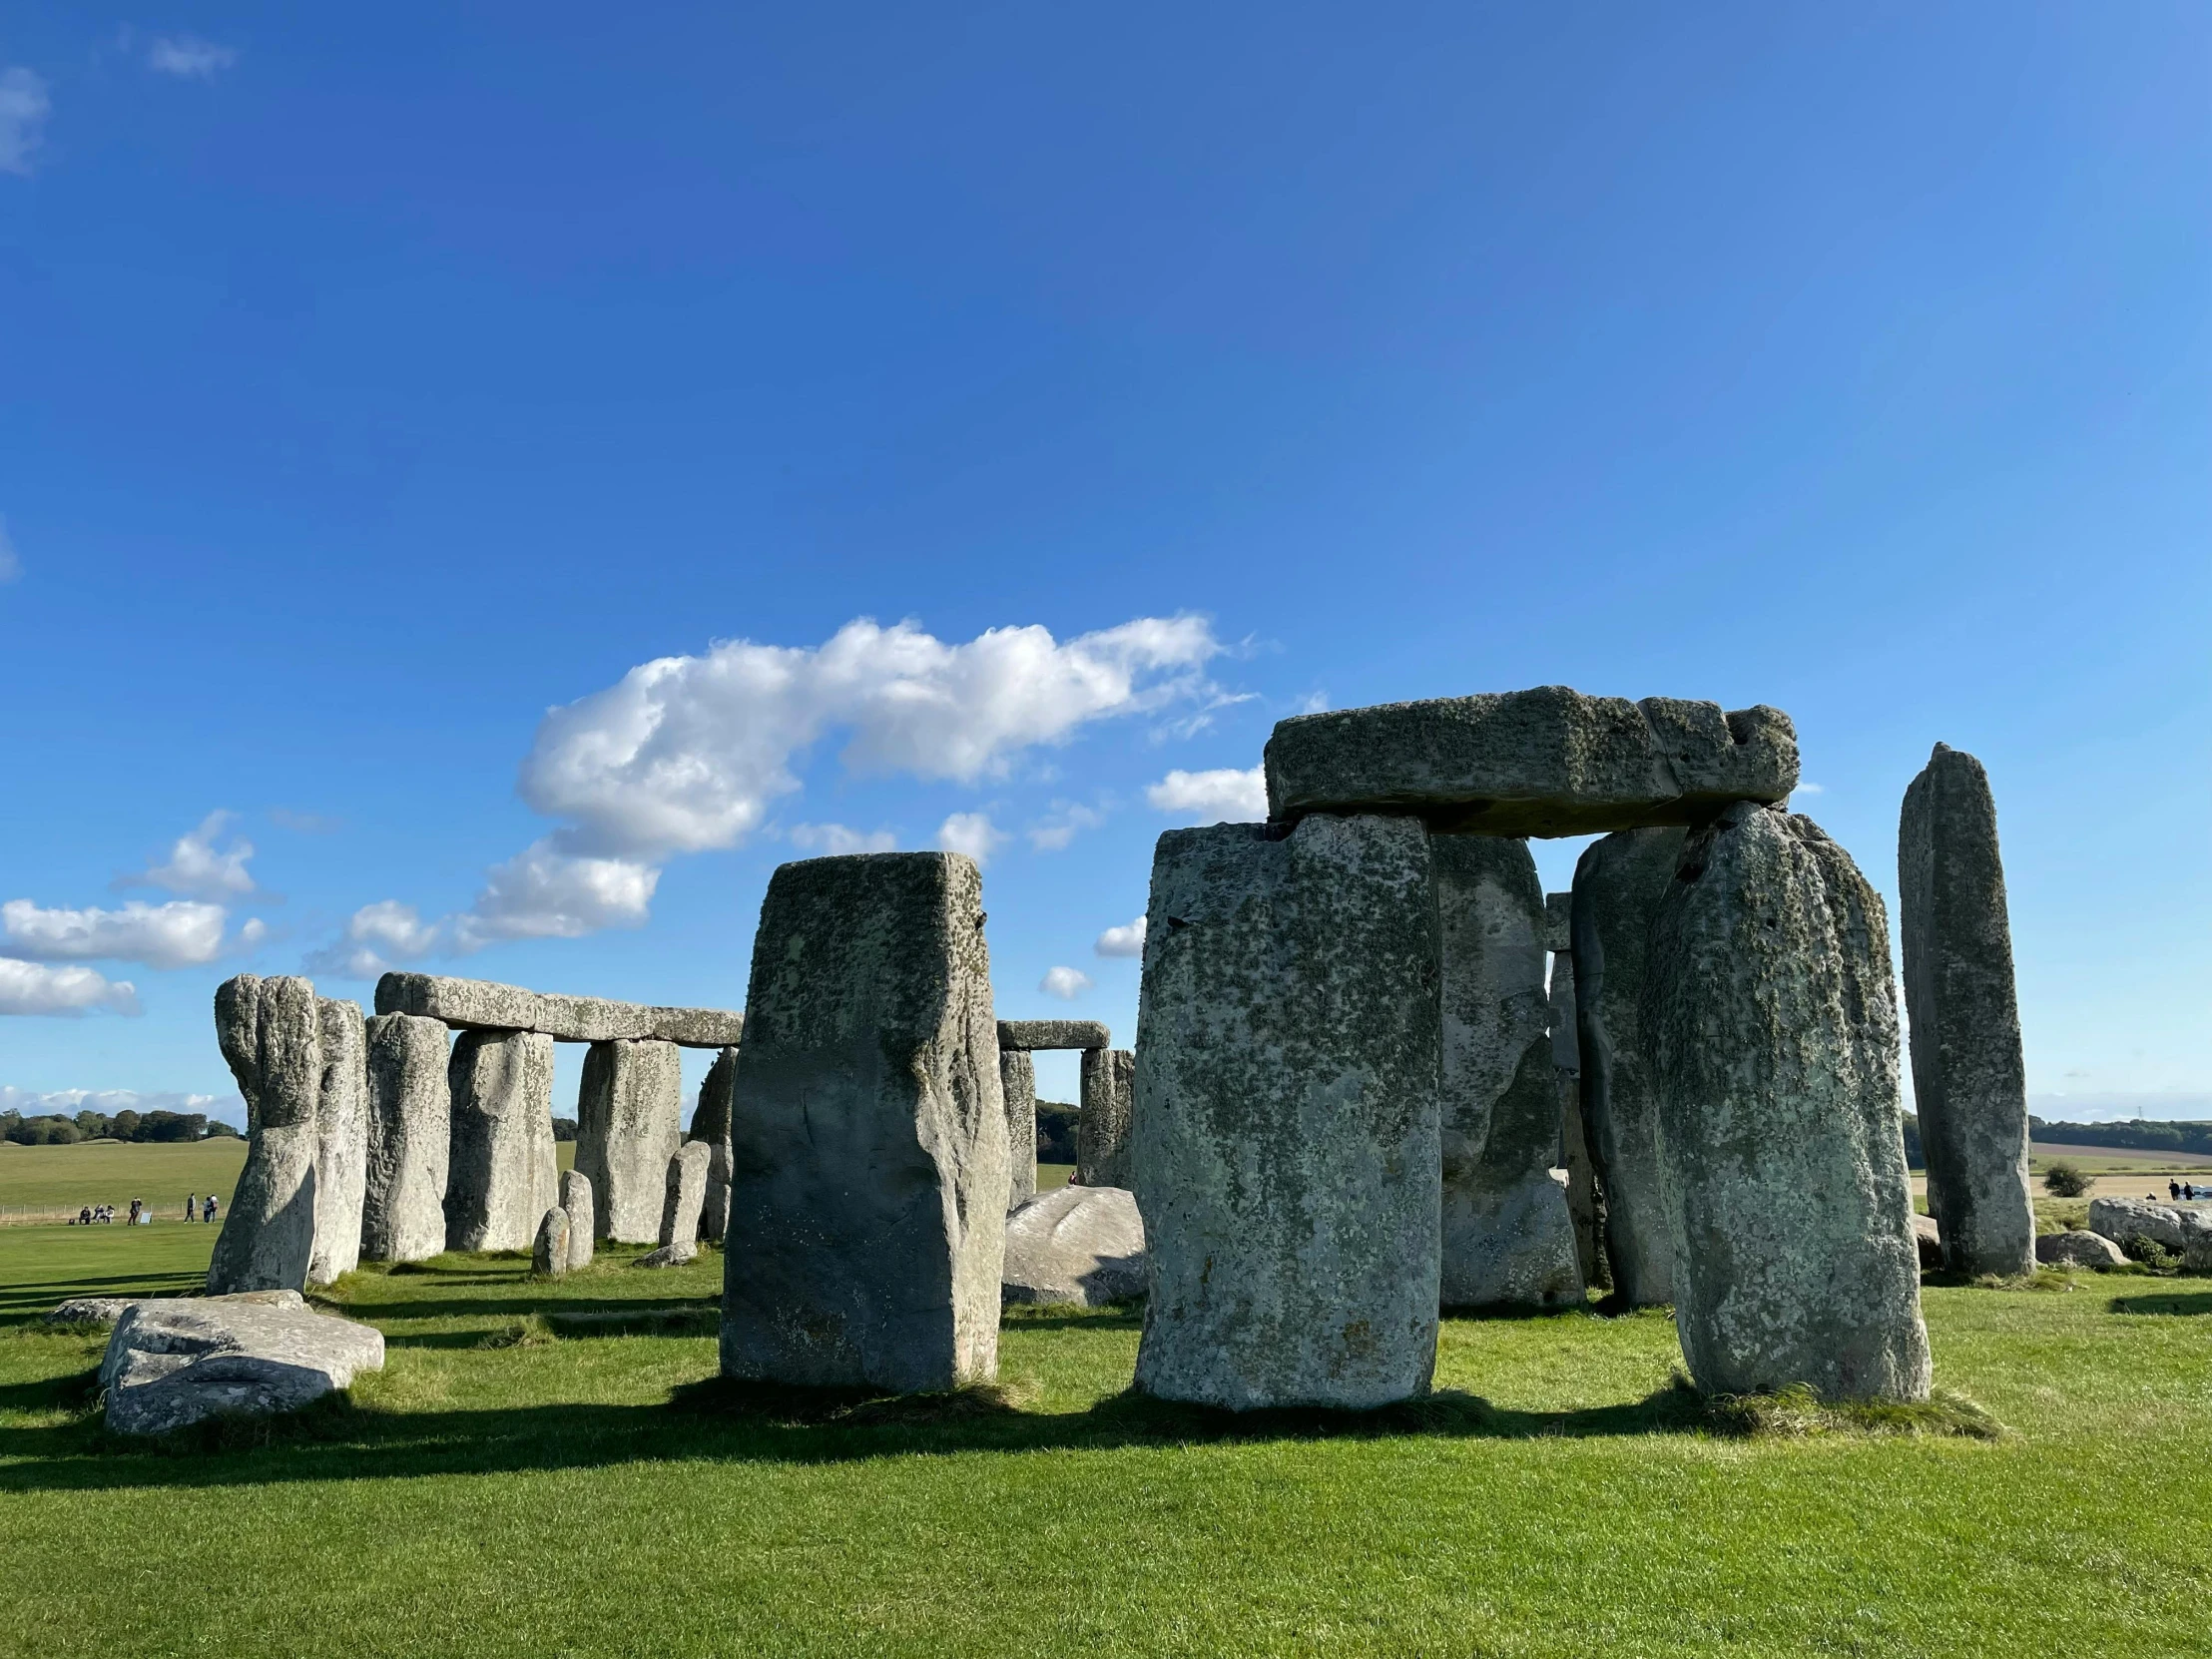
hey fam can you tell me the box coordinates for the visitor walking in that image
[127,1198,143,1226]
[2170,1180,2182,1201]
[186,1193,197,1221]
[203,1194,219,1225]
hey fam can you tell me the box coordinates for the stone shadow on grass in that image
[2108,1289,2212,1318]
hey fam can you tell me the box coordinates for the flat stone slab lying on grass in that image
[635,1242,698,1269]
[374,972,743,1048]
[1001,1186,1146,1307]
[996,1019,1110,1051]
[49,1289,305,1327]
[2037,1230,2127,1268]
[99,1297,384,1435]
[2088,1197,2212,1268]
[1263,686,1798,836]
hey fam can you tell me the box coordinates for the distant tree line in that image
[1036,1101,1078,1165]
[1,1109,243,1146]
[2028,1116,2212,1157]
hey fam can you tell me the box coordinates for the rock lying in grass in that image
[100,1297,383,1436]
[1912,1214,1942,1271]
[2087,1197,2212,1267]
[208,974,323,1296]
[533,1206,571,1276]
[2036,1230,2127,1268]
[1002,1186,1145,1307]
[634,1241,697,1269]
[49,1290,307,1327]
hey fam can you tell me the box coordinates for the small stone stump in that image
[1077,1048,1135,1190]
[208,974,322,1296]
[559,1170,596,1269]
[533,1207,571,1276]
[362,1013,451,1263]
[445,1029,558,1254]
[576,1037,685,1244]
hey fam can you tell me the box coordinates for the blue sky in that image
[2,3,2206,1126]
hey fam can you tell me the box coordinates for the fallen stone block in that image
[208,975,322,1296]
[1002,1185,1146,1307]
[2088,1196,2212,1263]
[635,1242,697,1269]
[49,1290,304,1328]
[374,972,743,1048]
[2037,1229,2127,1268]
[100,1297,384,1436]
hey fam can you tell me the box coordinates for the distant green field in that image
[0,1139,247,1222]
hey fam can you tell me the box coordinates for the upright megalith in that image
[307,998,368,1288]
[999,1049,1039,1211]
[656,1140,713,1261]
[362,1013,451,1264]
[721,852,1008,1393]
[445,1030,558,1254]
[559,1170,595,1270]
[576,1038,684,1244]
[533,1207,570,1277]
[1900,744,2034,1279]
[1433,834,1581,1310]
[1570,827,1685,1307]
[1077,1048,1135,1191]
[1132,815,1441,1410]
[1547,892,1605,1293]
[208,975,322,1295]
[691,1046,738,1243]
[1646,803,1930,1401]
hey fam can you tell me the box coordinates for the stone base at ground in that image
[1001,1186,1146,1306]
[100,1297,385,1436]
[2037,1230,2127,1268]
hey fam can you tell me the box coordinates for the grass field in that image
[2,1212,2210,1657]
[0,1137,247,1223]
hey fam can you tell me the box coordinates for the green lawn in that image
[1,1219,2208,1658]
[0,1138,247,1221]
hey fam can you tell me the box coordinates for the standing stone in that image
[575,1038,684,1244]
[1547,894,1607,1294]
[1133,815,1441,1410]
[1571,827,1685,1307]
[307,998,368,1287]
[691,1046,738,1242]
[532,1207,570,1277]
[1900,744,2035,1279]
[445,1030,558,1254]
[721,852,1007,1393]
[362,1013,451,1264]
[660,1140,713,1253]
[208,975,322,1295]
[1077,1048,1135,1191]
[1000,1049,1038,1211]
[1433,835,1582,1310]
[559,1169,596,1270]
[1646,803,1931,1401]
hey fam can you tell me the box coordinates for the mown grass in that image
[0,1227,2207,1657]
[0,1138,247,1219]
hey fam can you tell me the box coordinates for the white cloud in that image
[0,1085,230,1116]
[789,823,897,855]
[1794,782,1826,796]
[1027,802,1104,852]
[1,898,228,968]
[454,841,658,947]
[147,37,237,78]
[1094,916,1147,958]
[0,66,50,177]
[0,516,21,582]
[1039,965,1093,1000]
[119,811,257,898]
[237,917,269,947]
[0,959,141,1017]
[936,813,1006,866]
[1145,765,1268,825]
[304,900,442,980]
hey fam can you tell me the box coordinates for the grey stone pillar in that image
[690,1046,738,1243]
[1547,893,1606,1294]
[1433,834,1581,1311]
[576,1038,684,1244]
[362,1013,451,1264]
[660,1140,713,1252]
[1900,743,2034,1278]
[999,1049,1038,1210]
[1647,803,1931,1402]
[208,974,321,1295]
[1077,1048,1134,1190]
[1132,815,1441,1410]
[533,1207,570,1276]
[559,1169,595,1269]
[1570,827,1685,1307]
[444,1029,558,1254]
[307,997,368,1287]
[721,852,1007,1393]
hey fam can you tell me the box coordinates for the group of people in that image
[2167,1180,2206,1203]
[67,1194,220,1226]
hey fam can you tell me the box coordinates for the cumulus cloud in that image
[0,1085,232,1115]
[147,36,237,78]
[304,900,441,980]
[789,823,897,855]
[1,898,228,969]
[1794,782,1826,796]
[0,516,21,582]
[936,813,1006,866]
[454,841,658,947]
[1027,802,1104,852]
[1094,916,1146,958]
[0,959,141,1017]
[1145,765,1268,825]
[1039,965,1093,1000]
[118,811,257,898]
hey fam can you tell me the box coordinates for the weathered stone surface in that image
[1912,1212,1942,1271]
[307,997,368,1287]
[1002,1185,1146,1306]
[1542,890,1572,954]
[2038,1229,2127,1268]
[1646,803,1931,1401]
[50,1289,304,1327]
[1550,942,1606,1293]
[1077,1048,1135,1191]
[1132,815,1441,1410]
[996,1019,1110,1051]
[1000,1049,1038,1211]
[691,1046,738,1242]
[1264,686,1798,836]
[1571,828,1685,1307]
[444,1030,558,1254]
[2088,1197,2212,1267]
[373,972,744,1048]
[559,1170,595,1269]
[1434,834,1581,1310]
[661,1140,713,1248]
[575,1038,684,1244]
[532,1206,570,1276]
[208,975,321,1296]
[634,1241,697,1269]
[100,1297,384,1436]
[362,1013,450,1264]
[1899,744,2035,1279]
[722,852,1007,1392]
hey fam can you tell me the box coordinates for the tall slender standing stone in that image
[208,975,321,1295]
[999,1049,1039,1211]
[691,1046,738,1242]
[1077,1048,1135,1190]
[445,1030,558,1254]
[1571,827,1685,1307]
[1547,893,1606,1293]
[722,853,1007,1393]
[659,1140,713,1252]
[559,1169,596,1269]
[307,998,368,1287]
[1646,803,1931,1401]
[362,1013,451,1263]
[1133,815,1441,1410]
[1433,835,1581,1310]
[1900,743,2034,1278]
[575,1038,684,1243]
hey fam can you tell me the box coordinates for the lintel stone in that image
[996,1019,1110,1051]
[374,972,742,1048]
